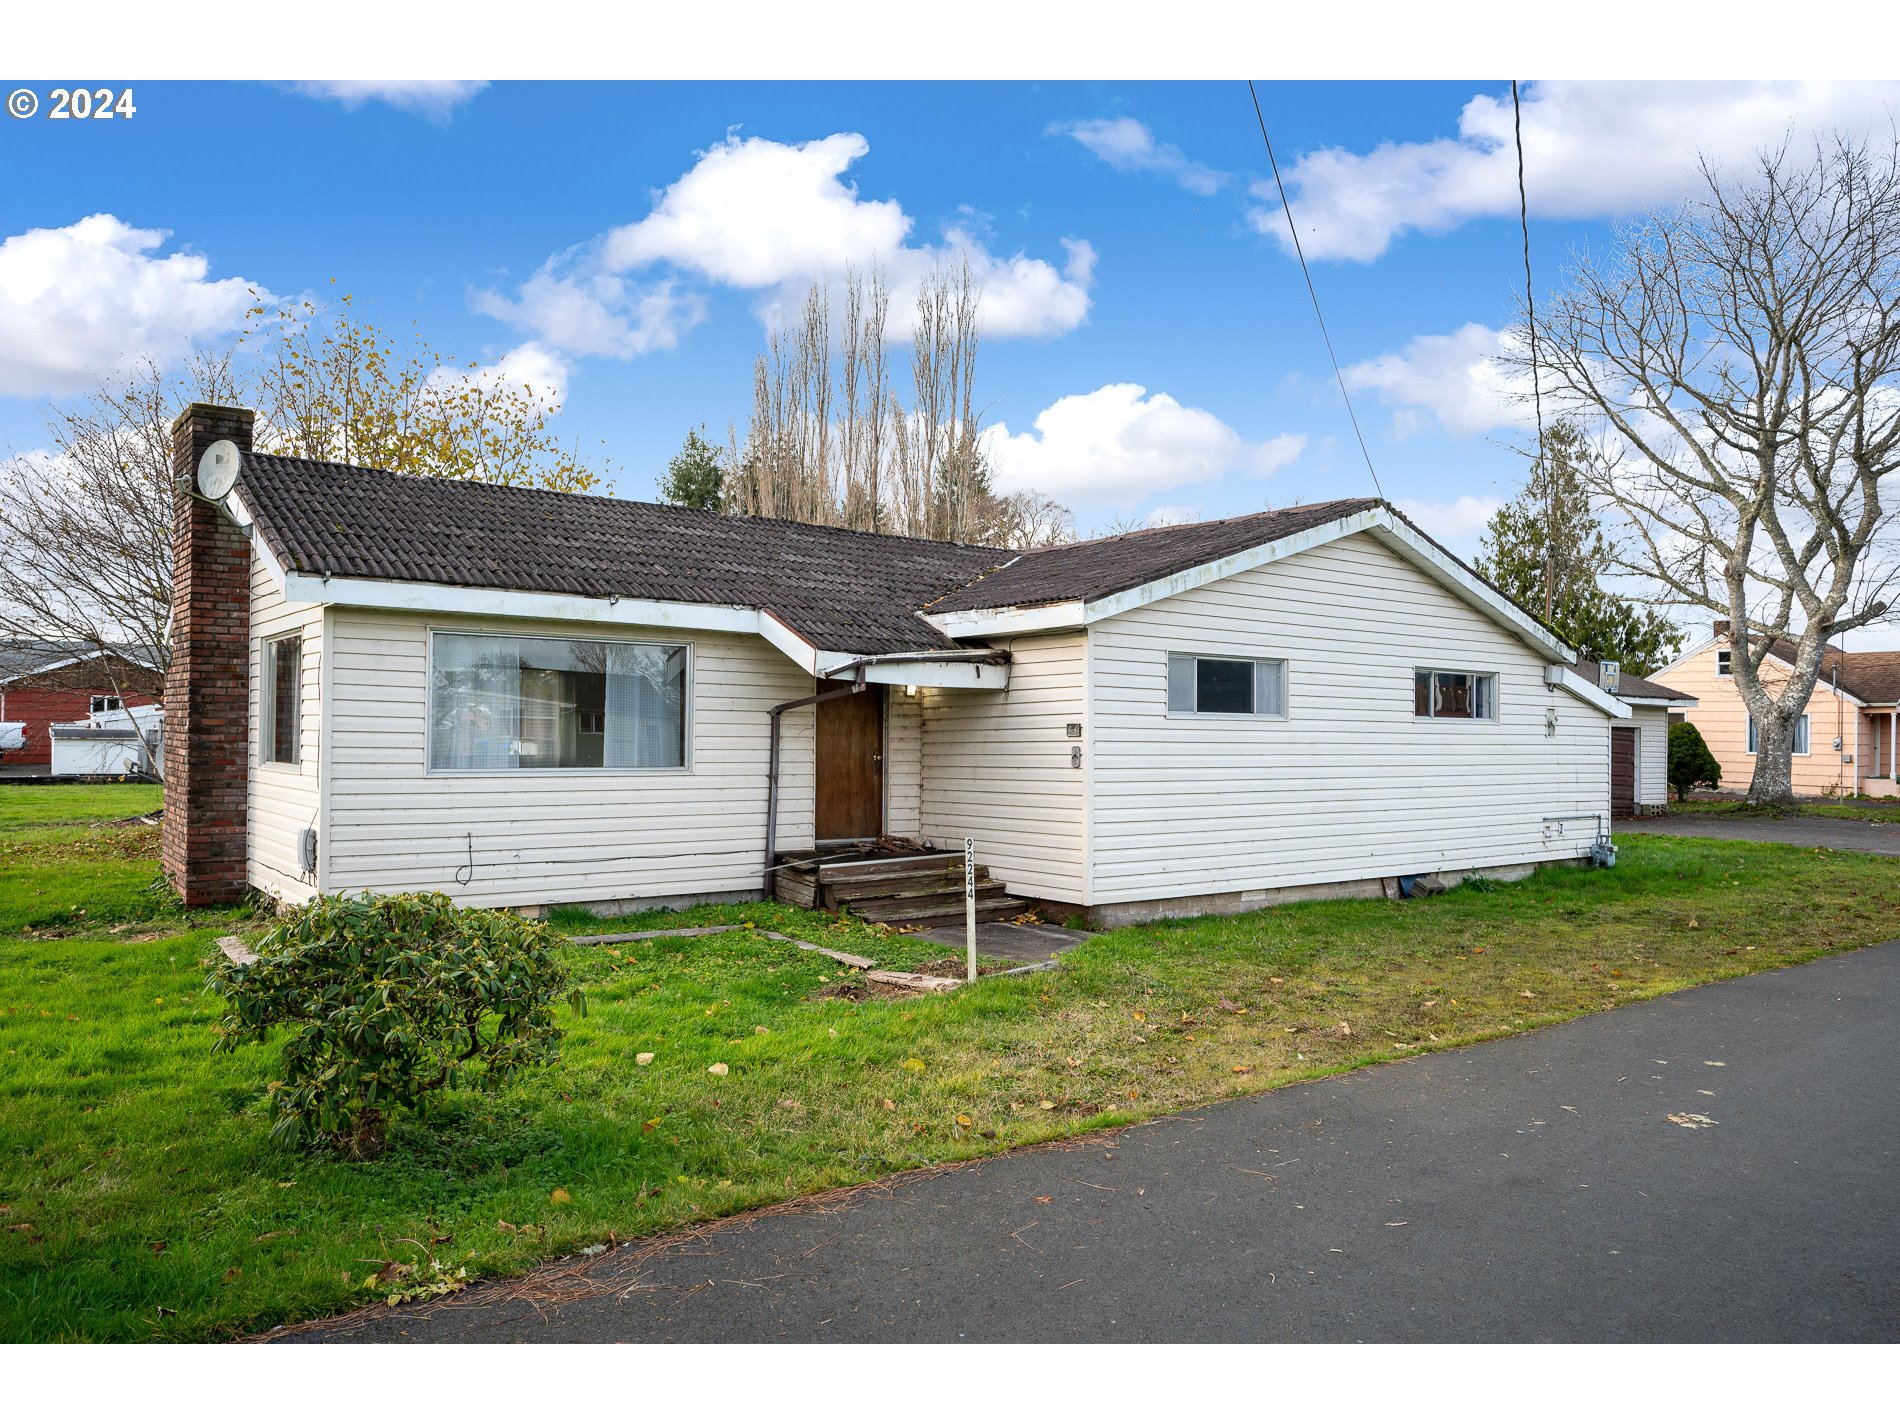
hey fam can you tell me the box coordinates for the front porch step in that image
[842,889,1030,926]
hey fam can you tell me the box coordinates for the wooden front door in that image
[815,681,884,841]
[1611,726,1637,816]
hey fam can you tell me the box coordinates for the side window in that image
[1747,714,1811,755]
[265,634,303,765]
[1414,668,1497,720]
[1716,650,1732,677]
[1166,653,1287,717]
[89,695,123,716]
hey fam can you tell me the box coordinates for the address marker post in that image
[964,836,977,984]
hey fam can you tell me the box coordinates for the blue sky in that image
[5,79,1898,570]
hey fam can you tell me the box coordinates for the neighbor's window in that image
[429,631,687,772]
[1414,668,1496,720]
[89,695,123,716]
[1167,653,1287,717]
[1747,714,1810,755]
[264,634,302,764]
[1716,650,1733,677]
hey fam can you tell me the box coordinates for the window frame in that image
[262,633,303,766]
[1412,667,1500,722]
[89,694,123,717]
[1747,713,1810,756]
[1164,651,1290,721]
[1715,649,1733,678]
[425,626,696,776]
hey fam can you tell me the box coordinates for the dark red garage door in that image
[1611,726,1637,816]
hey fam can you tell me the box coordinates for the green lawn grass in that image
[0,782,162,832]
[1673,798,1900,824]
[4,786,1899,1341]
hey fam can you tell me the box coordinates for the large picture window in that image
[430,632,688,772]
[1166,653,1287,717]
[1414,668,1496,720]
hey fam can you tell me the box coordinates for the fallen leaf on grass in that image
[956,1114,973,1127]
[550,1188,571,1204]
[881,1098,896,1111]
[1231,1065,1253,1075]
[635,1052,655,1066]
[902,1057,926,1073]
[707,1063,729,1077]
[1039,1100,1055,1110]
[252,1229,296,1243]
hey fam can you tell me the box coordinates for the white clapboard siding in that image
[322,609,814,909]
[1615,705,1671,807]
[884,688,924,838]
[1086,532,1610,904]
[918,633,1088,901]
[247,552,324,905]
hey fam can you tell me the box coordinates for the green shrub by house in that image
[208,891,584,1156]
[1668,721,1723,802]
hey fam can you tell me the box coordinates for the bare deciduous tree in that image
[0,292,609,698]
[1524,136,1900,805]
[727,259,1070,548]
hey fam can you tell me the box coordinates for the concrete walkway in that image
[1620,813,1899,856]
[291,940,1900,1344]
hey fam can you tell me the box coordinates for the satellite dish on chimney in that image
[196,439,241,500]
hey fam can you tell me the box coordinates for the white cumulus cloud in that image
[1398,494,1502,544]
[478,131,1094,357]
[0,214,261,399]
[1343,323,1532,439]
[981,383,1305,500]
[289,81,487,120]
[1251,80,1900,262]
[1049,117,1227,196]
[430,341,572,414]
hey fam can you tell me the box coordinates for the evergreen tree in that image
[1668,721,1723,802]
[1476,419,1680,674]
[661,428,725,511]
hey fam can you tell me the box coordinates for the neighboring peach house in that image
[1655,623,1900,799]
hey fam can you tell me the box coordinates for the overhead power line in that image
[1511,79,1553,623]
[1246,79,1384,501]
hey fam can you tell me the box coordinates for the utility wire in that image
[1246,80,1384,501]
[1512,79,1553,623]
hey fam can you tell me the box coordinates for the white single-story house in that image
[162,404,1635,925]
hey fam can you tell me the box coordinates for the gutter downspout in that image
[763,669,867,899]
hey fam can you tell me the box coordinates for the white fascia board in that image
[1364,516,1573,661]
[1547,665,1632,719]
[279,571,762,637]
[757,610,821,674]
[1621,694,1699,708]
[251,530,291,601]
[1077,507,1391,625]
[921,601,1085,639]
[816,656,1009,690]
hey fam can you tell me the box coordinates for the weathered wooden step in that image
[846,890,1027,925]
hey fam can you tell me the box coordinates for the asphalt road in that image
[1619,812,1899,855]
[294,941,1900,1344]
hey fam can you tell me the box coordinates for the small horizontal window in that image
[1414,668,1496,720]
[1167,652,1286,717]
[1747,713,1809,755]
[430,631,688,771]
[89,695,123,716]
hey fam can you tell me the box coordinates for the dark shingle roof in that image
[924,499,1384,613]
[0,639,160,685]
[1572,659,1694,704]
[1762,639,1900,706]
[238,454,1010,656]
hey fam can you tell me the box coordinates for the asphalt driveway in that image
[1619,812,1898,855]
[292,940,1900,1344]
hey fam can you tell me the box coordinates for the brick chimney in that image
[1713,619,1731,641]
[162,404,256,906]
